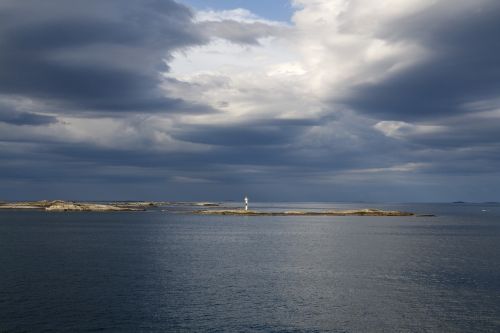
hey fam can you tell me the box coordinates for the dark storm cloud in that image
[398,118,500,149]
[172,118,315,146]
[0,102,57,125]
[0,111,57,126]
[174,126,292,146]
[341,1,500,121]
[0,0,208,113]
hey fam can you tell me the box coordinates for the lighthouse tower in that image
[244,196,249,211]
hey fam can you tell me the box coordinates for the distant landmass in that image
[0,200,438,216]
[452,201,499,204]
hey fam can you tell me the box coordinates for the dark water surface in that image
[1,203,499,332]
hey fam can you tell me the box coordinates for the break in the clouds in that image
[0,0,499,201]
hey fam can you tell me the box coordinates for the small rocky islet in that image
[0,200,150,211]
[194,208,416,217]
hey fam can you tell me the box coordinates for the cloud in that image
[0,0,207,114]
[198,20,287,45]
[0,110,57,126]
[318,0,500,121]
[194,8,289,45]
[172,117,316,147]
[0,100,58,126]
[1,0,500,201]
[375,114,500,149]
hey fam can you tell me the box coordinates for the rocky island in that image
[0,200,147,212]
[194,208,416,216]
[0,200,224,212]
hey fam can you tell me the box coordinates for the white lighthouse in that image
[244,196,249,211]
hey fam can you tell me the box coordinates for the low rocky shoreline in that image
[0,200,147,212]
[0,201,429,216]
[194,208,417,217]
[0,200,224,212]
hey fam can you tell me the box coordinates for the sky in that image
[182,0,294,22]
[1,0,500,202]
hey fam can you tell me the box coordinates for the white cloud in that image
[374,121,445,139]
[289,0,432,99]
[169,0,436,127]
[345,162,429,174]
[195,8,286,25]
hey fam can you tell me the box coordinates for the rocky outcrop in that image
[0,203,43,209]
[0,200,145,212]
[45,202,144,212]
[0,200,221,211]
[194,208,416,216]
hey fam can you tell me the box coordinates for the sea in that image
[0,202,499,332]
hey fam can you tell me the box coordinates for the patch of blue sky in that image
[181,0,294,22]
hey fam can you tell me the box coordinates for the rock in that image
[198,203,220,207]
[45,202,144,212]
[0,203,42,210]
[194,208,416,216]
[0,200,145,211]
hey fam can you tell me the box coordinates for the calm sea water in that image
[1,202,499,332]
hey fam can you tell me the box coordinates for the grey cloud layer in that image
[342,1,500,121]
[0,0,205,113]
[0,101,58,125]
